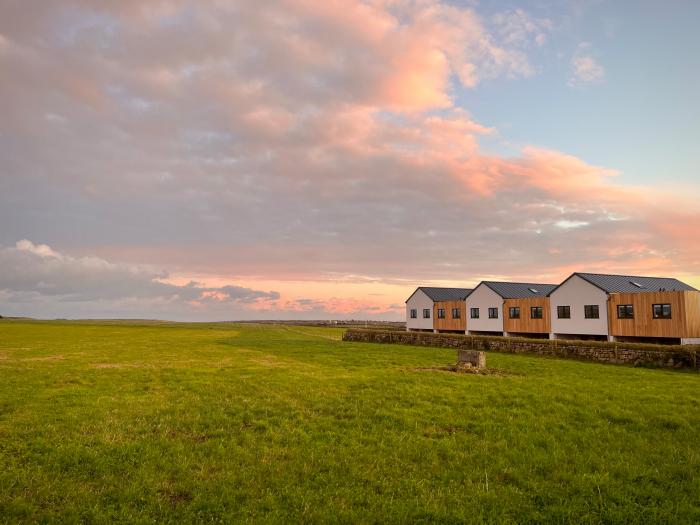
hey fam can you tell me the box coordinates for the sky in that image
[1,0,699,321]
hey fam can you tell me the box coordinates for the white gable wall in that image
[405,289,434,330]
[549,275,609,336]
[465,284,503,333]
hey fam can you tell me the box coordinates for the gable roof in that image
[549,272,697,295]
[479,281,558,299]
[405,287,473,303]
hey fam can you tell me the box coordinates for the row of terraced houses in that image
[405,273,700,345]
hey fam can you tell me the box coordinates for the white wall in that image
[405,289,434,330]
[465,284,503,333]
[549,275,609,336]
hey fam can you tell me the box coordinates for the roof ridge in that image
[477,281,558,299]
[575,271,687,281]
[481,280,557,285]
[419,286,472,288]
[571,272,697,293]
[418,286,473,292]
[411,286,474,302]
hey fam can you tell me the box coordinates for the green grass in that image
[0,320,698,524]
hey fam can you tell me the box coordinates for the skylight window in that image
[630,281,645,288]
[528,288,539,293]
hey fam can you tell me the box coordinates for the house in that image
[608,290,700,344]
[548,272,700,344]
[433,291,473,333]
[465,281,557,336]
[501,283,558,338]
[405,287,472,332]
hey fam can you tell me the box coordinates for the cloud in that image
[569,43,605,85]
[0,240,278,315]
[571,55,605,83]
[0,1,698,320]
[492,8,552,48]
[0,240,410,320]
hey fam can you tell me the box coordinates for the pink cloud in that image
[0,1,698,320]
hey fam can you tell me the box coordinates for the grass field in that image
[0,320,699,523]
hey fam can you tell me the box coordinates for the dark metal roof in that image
[408,287,473,302]
[480,281,558,299]
[573,272,697,294]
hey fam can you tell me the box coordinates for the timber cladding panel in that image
[607,291,700,338]
[433,300,466,331]
[683,291,700,337]
[503,297,551,334]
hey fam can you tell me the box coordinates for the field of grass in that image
[0,320,699,523]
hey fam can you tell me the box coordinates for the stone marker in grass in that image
[457,349,486,369]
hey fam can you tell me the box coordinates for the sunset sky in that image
[1,0,699,321]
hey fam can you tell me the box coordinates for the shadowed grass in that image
[0,320,698,523]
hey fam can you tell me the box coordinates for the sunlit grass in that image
[0,320,698,523]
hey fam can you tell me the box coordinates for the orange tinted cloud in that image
[1,1,699,321]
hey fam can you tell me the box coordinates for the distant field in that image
[0,320,698,523]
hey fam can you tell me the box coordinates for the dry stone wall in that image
[343,329,699,370]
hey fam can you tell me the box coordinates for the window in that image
[584,305,600,319]
[470,308,480,319]
[410,309,417,319]
[531,306,543,319]
[630,281,645,289]
[423,308,431,319]
[452,308,461,319]
[509,307,520,319]
[528,288,539,294]
[617,304,634,319]
[652,304,671,319]
[557,306,571,319]
[488,307,498,319]
[437,308,445,319]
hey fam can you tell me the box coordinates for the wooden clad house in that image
[503,296,553,337]
[549,273,699,344]
[608,290,700,343]
[433,299,468,333]
[465,282,557,337]
[405,287,472,333]
[407,273,699,345]
[493,282,557,338]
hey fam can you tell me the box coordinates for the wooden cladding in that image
[433,300,466,331]
[607,291,700,338]
[503,297,551,334]
[422,290,700,339]
[684,292,700,337]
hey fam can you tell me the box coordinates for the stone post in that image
[457,349,486,369]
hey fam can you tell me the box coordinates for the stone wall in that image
[343,329,699,370]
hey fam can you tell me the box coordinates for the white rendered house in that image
[405,288,434,331]
[548,273,610,340]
